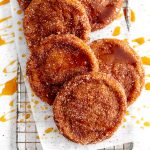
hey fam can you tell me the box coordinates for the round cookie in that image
[26,34,99,105]
[24,0,91,51]
[18,0,31,10]
[79,0,123,31]
[90,39,144,105]
[53,73,127,144]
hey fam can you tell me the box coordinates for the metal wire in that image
[16,0,133,149]
[16,65,41,150]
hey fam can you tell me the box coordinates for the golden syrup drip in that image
[19,28,23,31]
[3,60,16,73]
[34,100,39,105]
[126,111,130,116]
[132,37,145,45]
[42,106,48,110]
[19,36,23,40]
[17,10,22,15]
[0,16,11,23]
[146,74,150,77]
[0,109,16,122]
[0,0,9,6]
[41,106,45,110]
[17,21,21,25]
[53,129,58,132]
[117,12,123,19]
[10,109,15,113]
[45,106,48,110]
[0,77,17,96]
[9,100,14,107]
[3,68,7,73]
[145,82,150,90]
[11,33,15,37]
[0,39,14,46]
[9,60,16,65]
[25,114,30,119]
[123,38,128,43]
[7,40,14,44]
[141,56,150,65]
[27,104,31,109]
[22,54,26,58]
[0,32,14,37]
[45,128,53,134]
[19,119,24,123]
[3,69,17,73]
[131,9,136,22]
[112,26,121,36]
[144,122,150,127]
[0,36,6,46]
[136,120,140,124]
[0,115,7,122]
[131,116,136,119]
[0,25,12,31]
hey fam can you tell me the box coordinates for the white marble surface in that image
[0,1,17,149]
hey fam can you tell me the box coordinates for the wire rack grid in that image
[16,65,42,150]
[16,0,133,149]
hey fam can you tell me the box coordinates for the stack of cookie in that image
[20,0,145,144]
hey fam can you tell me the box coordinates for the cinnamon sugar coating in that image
[79,0,123,31]
[90,39,144,105]
[26,34,99,105]
[18,0,31,10]
[53,73,127,144]
[20,0,122,31]
[23,0,91,51]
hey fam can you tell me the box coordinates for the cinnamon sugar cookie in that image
[18,0,31,10]
[80,0,123,31]
[26,34,99,105]
[24,0,91,51]
[90,39,144,105]
[53,73,127,144]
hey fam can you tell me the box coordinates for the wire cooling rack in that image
[16,0,133,149]
[16,65,42,150]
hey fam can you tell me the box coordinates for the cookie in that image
[24,0,91,51]
[53,73,127,144]
[18,0,31,10]
[79,0,123,31]
[26,34,99,105]
[90,39,144,105]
